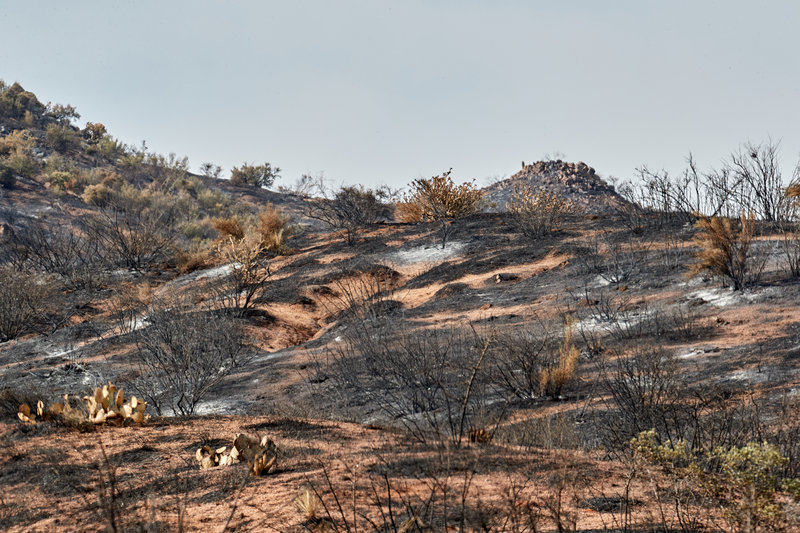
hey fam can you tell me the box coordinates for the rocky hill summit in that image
[483,159,629,214]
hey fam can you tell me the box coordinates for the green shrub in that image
[0,130,38,179]
[178,218,215,243]
[0,129,36,156]
[87,135,125,161]
[3,152,38,179]
[44,103,80,124]
[196,187,231,214]
[45,170,74,191]
[45,123,79,152]
[632,429,800,531]
[229,162,280,188]
[0,82,45,120]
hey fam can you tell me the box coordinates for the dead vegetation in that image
[3,81,800,531]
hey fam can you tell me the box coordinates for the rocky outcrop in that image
[482,160,629,214]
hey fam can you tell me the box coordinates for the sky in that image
[2,1,800,189]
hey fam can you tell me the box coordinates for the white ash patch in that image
[726,368,770,384]
[687,288,740,307]
[194,400,246,415]
[591,275,612,288]
[687,286,776,308]
[685,277,706,287]
[678,349,705,360]
[45,346,81,360]
[678,346,721,360]
[195,264,237,280]
[163,263,238,289]
[387,241,466,266]
[576,315,640,335]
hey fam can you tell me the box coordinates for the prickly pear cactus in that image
[16,382,150,427]
[82,382,149,426]
[195,432,278,475]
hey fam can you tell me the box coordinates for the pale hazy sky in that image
[2,1,799,188]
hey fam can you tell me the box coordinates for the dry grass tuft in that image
[688,212,757,291]
[257,203,290,253]
[294,488,322,522]
[212,216,245,241]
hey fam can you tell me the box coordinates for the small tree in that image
[689,212,759,291]
[230,162,280,188]
[45,102,80,124]
[404,169,482,248]
[729,141,786,222]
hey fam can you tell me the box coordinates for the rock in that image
[482,160,631,215]
[490,273,519,284]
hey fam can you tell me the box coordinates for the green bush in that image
[44,103,80,124]
[229,162,280,188]
[45,170,74,191]
[82,122,107,143]
[178,218,216,243]
[632,429,800,531]
[196,187,231,214]
[45,123,79,152]
[3,152,38,179]
[0,130,38,179]
[0,82,46,120]
[0,129,36,156]
[85,135,125,161]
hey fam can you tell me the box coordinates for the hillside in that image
[2,82,800,531]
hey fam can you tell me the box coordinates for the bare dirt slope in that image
[2,210,800,530]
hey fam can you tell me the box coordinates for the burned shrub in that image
[307,185,391,244]
[0,265,57,341]
[322,318,496,446]
[131,299,248,416]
